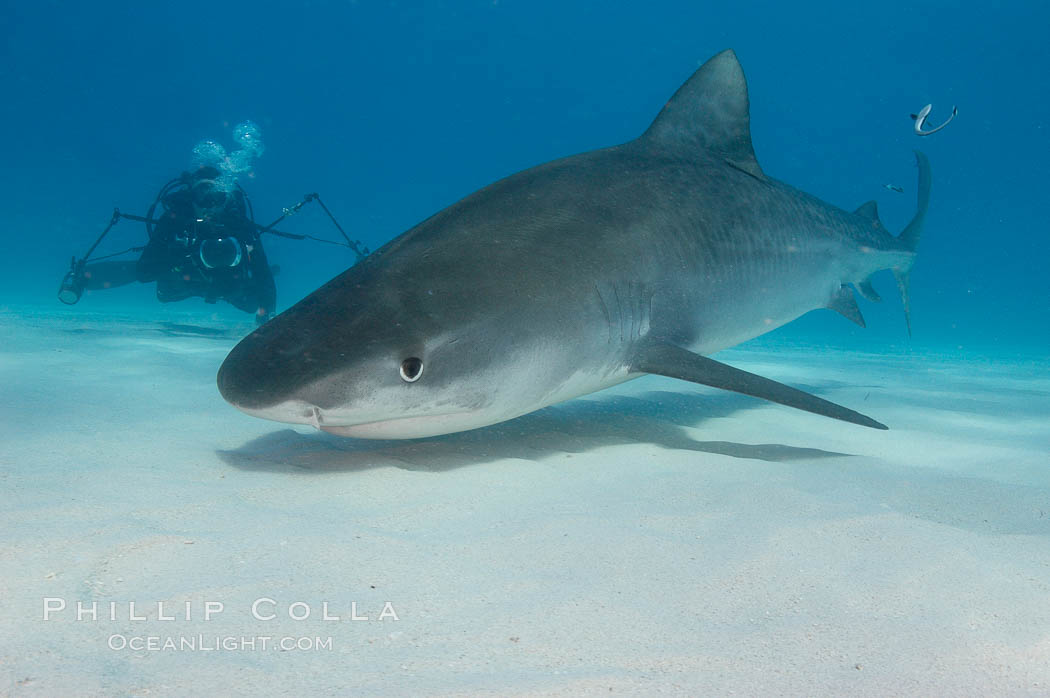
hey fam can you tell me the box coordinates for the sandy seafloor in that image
[1,306,1048,697]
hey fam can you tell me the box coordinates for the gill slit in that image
[595,284,613,345]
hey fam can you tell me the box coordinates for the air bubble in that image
[190,121,265,191]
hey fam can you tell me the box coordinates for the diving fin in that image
[631,342,887,430]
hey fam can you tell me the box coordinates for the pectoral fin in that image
[631,342,887,430]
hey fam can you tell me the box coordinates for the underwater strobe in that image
[58,257,85,305]
[56,208,133,305]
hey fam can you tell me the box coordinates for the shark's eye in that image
[399,357,423,383]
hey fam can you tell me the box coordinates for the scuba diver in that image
[58,122,368,324]
[58,166,276,323]
[140,166,275,321]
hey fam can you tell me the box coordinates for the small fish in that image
[910,104,958,136]
[884,184,904,193]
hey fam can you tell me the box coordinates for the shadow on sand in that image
[217,389,853,474]
[154,322,243,339]
[61,321,245,340]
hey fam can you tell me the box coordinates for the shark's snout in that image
[217,343,332,428]
[217,327,301,411]
[217,358,271,410]
[217,319,410,431]
[218,343,491,439]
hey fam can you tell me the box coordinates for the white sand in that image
[1,307,1048,696]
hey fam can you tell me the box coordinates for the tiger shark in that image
[217,49,930,439]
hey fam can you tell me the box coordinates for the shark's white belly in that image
[687,260,844,356]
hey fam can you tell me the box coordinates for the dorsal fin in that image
[854,200,879,222]
[639,49,765,179]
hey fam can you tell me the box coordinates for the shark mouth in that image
[317,412,480,439]
[233,399,483,440]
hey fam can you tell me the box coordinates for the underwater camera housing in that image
[197,236,244,270]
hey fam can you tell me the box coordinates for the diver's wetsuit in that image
[136,188,276,318]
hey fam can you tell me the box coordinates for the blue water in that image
[2,1,1047,353]
[4,5,1050,693]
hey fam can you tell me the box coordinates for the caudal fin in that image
[893,151,931,336]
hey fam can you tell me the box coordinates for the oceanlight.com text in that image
[107,634,333,652]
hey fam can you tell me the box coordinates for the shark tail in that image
[891,151,931,337]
